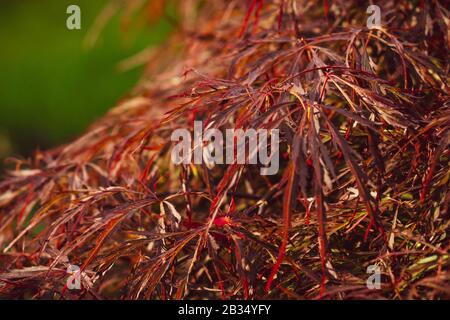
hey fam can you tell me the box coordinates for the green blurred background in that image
[0,0,172,166]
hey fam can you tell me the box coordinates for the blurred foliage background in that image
[0,0,173,166]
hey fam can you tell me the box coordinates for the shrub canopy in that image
[0,0,448,299]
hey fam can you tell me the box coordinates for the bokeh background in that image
[0,0,173,168]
